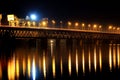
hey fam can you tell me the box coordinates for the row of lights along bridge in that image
[0,14,120,32]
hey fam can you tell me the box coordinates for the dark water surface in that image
[0,39,120,80]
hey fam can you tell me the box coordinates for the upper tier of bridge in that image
[0,14,120,40]
[0,14,120,34]
[0,14,120,35]
[0,25,120,35]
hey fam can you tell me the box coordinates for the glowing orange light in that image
[68,53,71,76]
[52,56,56,78]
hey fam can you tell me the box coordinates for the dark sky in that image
[0,0,120,25]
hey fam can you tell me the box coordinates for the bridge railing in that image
[0,24,120,34]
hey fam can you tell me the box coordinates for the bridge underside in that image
[0,27,120,40]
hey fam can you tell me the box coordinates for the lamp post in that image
[99,25,102,31]
[42,21,47,27]
[60,21,63,28]
[68,21,72,29]
[108,26,112,32]
[27,21,31,27]
[82,23,85,30]
[88,24,91,30]
[117,27,120,33]
[75,22,79,29]
[32,21,36,27]
[52,20,55,27]
[113,27,116,33]
[93,24,97,31]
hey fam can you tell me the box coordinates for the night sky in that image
[0,0,120,25]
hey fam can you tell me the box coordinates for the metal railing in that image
[0,25,120,35]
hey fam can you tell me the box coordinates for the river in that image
[0,39,120,80]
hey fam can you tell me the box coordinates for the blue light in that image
[32,60,36,80]
[30,14,37,20]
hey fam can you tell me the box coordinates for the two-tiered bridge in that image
[0,25,120,40]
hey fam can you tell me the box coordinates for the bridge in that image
[0,25,120,40]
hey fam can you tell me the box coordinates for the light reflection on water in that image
[32,57,36,80]
[68,52,71,76]
[43,52,46,79]
[75,49,78,75]
[113,44,116,68]
[27,56,31,78]
[94,45,97,72]
[88,47,91,72]
[0,39,120,79]
[15,59,19,78]
[117,44,120,68]
[8,57,15,80]
[82,48,85,74]
[22,58,26,76]
[99,47,102,71]
[52,56,55,78]
[109,44,112,71]
[60,57,63,75]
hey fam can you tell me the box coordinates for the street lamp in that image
[42,21,47,27]
[99,25,102,28]
[82,23,85,30]
[117,27,120,30]
[93,24,97,28]
[60,21,63,28]
[68,21,72,29]
[99,25,102,31]
[113,27,116,33]
[108,26,112,30]
[52,20,55,24]
[52,20,55,27]
[108,26,113,32]
[108,26,113,30]
[75,22,79,29]
[93,24,97,31]
[116,27,119,32]
[113,27,116,30]
[68,21,71,26]
[88,24,91,30]
[27,21,31,27]
[32,21,36,27]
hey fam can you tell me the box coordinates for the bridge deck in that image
[0,26,120,39]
